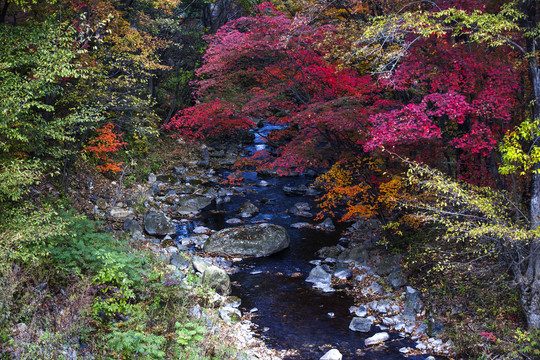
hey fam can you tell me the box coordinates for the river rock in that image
[333,263,352,280]
[204,223,290,256]
[144,212,176,235]
[176,195,213,214]
[283,184,308,196]
[171,253,189,270]
[291,222,312,229]
[123,218,142,234]
[192,255,211,273]
[365,332,389,346]
[403,286,423,319]
[110,206,135,220]
[201,266,231,295]
[386,269,407,289]
[226,218,243,225]
[317,246,342,259]
[148,173,157,184]
[320,349,342,360]
[317,218,335,231]
[306,265,332,288]
[337,246,366,264]
[349,305,367,317]
[218,306,241,323]
[374,254,402,276]
[238,200,259,218]
[349,317,373,332]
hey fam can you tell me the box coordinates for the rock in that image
[403,286,423,319]
[374,255,402,276]
[306,265,332,286]
[226,218,243,225]
[96,198,108,210]
[289,202,311,215]
[318,218,335,231]
[110,207,135,220]
[258,180,270,187]
[238,200,259,218]
[349,317,373,332]
[337,246,366,264]
[349,305,367,317]
[201,266,231,295]
[290,222,312,229]
[386,270,407,289]
[176,195,213,214]
[148,173,157,184]
[198,149,211,167]
[428,318,445,336]
[317,246,342,259]
[204,223,290,256]
[320,349,342,360]
[364,332,389,346]
[219,306,242,323]
[333,263,352,280]
[193,226,211,234]
[123,218,143,234]
[283,184,308,196]
[171,253,189,270]
[144,212,177,236]
[192,255,211,273]
[173,166,186,175]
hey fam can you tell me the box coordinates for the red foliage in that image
[164,99,255,140]
[84,123,127,173]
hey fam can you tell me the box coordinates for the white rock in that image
[320,349,342,360]
[365,332,390,346]
[193,226,210,234]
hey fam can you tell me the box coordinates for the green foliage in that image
[500,118,540,175]
[0,18,92,157]
[106,329,166,360]
[0,159,42,203]
[175,321,206,347]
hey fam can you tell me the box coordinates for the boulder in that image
[204,223,289,256]
[337,246,366,264]
[320,349,342,360]
[176,195,213,214]
[349,317,373,332]
[144,212,177,236]
[333,263,352,280]
[171,253,189,270]
[201,266,231,295]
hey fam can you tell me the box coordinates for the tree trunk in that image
[0,1,9,24]
[523,30,540,328]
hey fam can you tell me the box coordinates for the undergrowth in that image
[0,202,239,360]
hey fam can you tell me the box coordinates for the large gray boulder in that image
[201,266,231,295]
[144,212,176,236]
[176,195,213,214]
[204,223,289,256]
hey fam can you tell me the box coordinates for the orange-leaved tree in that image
[84,123,127,173]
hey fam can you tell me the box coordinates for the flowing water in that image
[189,124,435,359]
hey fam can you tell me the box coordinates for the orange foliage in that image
[84,123,127,173]
[315,158,406,221]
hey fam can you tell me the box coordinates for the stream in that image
[193,124,434,359]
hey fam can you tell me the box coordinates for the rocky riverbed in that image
[89,142,453,360]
